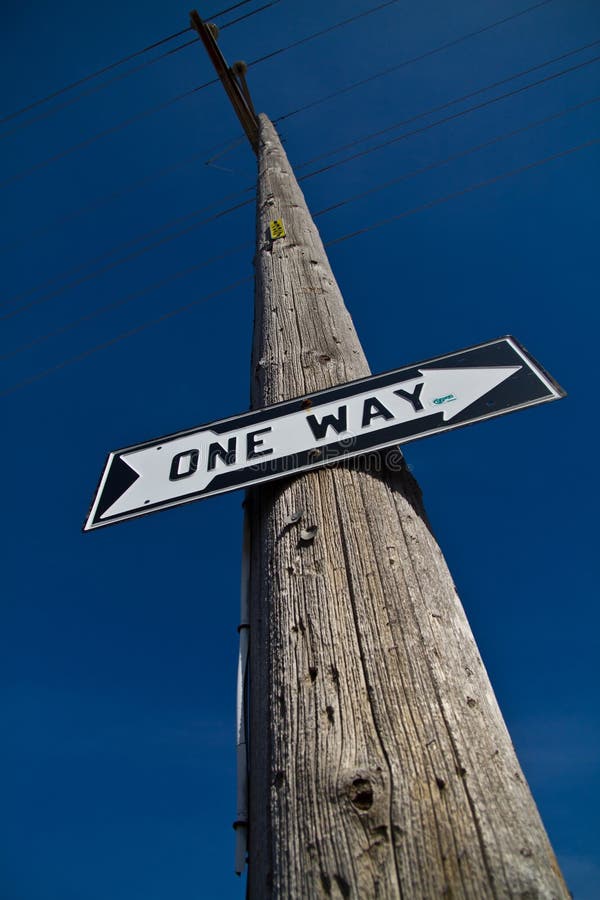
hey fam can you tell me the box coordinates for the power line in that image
[0,0,558,192]
[0,0,392,189]
[312,95,600,218]
[0,186,254,310]
[3,46,597,318]
[275,0,557,122]
[299,52,600,182]
[0,136,248,256]
[0,276,254,398]
[0,2,280,142]
[0,28,191,127]
[326,135,599,248]
[208,0,264,18]
[0,80,219,191]
[0,196,254,321]
[0,0,419,190]
[0,9,577,255]
[295,37,600,169]
[0,243,251,361]
[220,0,281,31]
[4,95,595,363]
[2,133,596,398]
[0,5,589,323]
[5,51,592,305]
[246,0,401,67]
[0,37,200,142]
[0,0,262,127]
[206,27,595,173]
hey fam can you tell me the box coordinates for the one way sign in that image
[84,336,564,531]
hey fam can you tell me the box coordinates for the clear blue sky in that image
[1,1,599,897]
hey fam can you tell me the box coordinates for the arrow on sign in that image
[84,336,565,531]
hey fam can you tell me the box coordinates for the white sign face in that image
[84,336,564,530]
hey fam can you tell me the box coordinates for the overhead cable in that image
[0,276,254,399]
[0,40,200,141]
[0,0,262,127]
[300,52,600,182]
[0,136,249,256]
[325,136,599,248]
[5,0,528,189]
[4,29,592,256]
[246,0,402,67]
[2,134,596,399]
[0,80,220,191]
[0,196,254,321]
[4,95,595,362]
[0,186,254,310]
[295,37,600,168]
[0,28,190,127]
[164,0,561,163]
[208,0,265,18]
[0,243,251,361]
[275,0,557,122]
[312,95,600,218]
[0,0,393,180]
[0,2,280,141]
[0,4,580,237]
[220,0,281,31]
[3,49,597,317]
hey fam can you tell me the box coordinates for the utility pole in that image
[191,12,569,898]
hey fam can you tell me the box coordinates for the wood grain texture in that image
[247,113,568,899]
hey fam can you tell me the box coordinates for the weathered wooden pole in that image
[188,13,568,896]
[246,112,568,898]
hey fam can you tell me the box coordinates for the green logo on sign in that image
[433,393,456,406]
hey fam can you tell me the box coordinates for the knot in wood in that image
[300,348,339,370]
[349,777,374,811]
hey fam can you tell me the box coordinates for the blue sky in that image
[1,0,599,897]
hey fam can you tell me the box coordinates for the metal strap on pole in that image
[233,505,251,875]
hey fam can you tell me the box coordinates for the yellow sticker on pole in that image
[269,219,286,240]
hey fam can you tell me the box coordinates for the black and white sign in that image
[84,336,564,530]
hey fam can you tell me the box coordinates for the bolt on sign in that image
[83,336,564,531]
